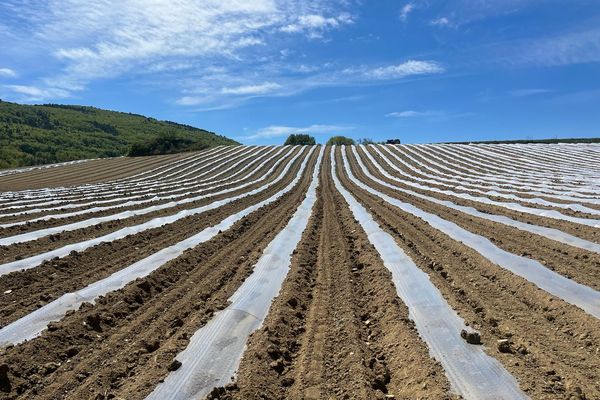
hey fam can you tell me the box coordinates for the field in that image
[0,143,599,400]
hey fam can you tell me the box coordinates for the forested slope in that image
[0,100,238,168]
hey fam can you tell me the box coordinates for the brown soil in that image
[0,151,197,192]
[353,147,600,290]
[0,148,308,327]
[211,148,452,400]
[339,146,600,399]
[0,147,301,265]
[365,146,600,242]
[384,145,600,215]
[0,147,318,399]
[0,146,269,225]
[0,144,598,400]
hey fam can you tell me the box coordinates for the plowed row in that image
[0,143,599,400]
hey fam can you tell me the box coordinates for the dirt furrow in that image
[0,151,195,192]
[365,146,600,242]
[0,148,308,327]
[215,149,452,400]
[386,145,600,211]
[0,147,318,400]
[353,147,600,290]
[338,147,600,399]
[0,147,264,224]
[0,148,298,264]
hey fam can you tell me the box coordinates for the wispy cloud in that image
[386,110,439,118]
[221,82,282,95]
[400,3,415,22]
[0,68,17,78]
[0,0,357,102]
[240,124,353,140]
[429,17,450,27]
[280,13,353,38]
[362,60,444,79]
[175,59,445,109]
[386,110,473,121]
[514,28,600,66]
[4,84,69,101]
[509,88,552,97]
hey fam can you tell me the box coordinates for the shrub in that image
[284,134,316,145]
[357,138,376,145]
[326,136,355,145]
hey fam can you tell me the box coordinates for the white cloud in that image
[174,59,445,109]
[363,60,444,79]
[400,3,415,22]
[386,110,438,118]
[242,124,353,140]
[430,17,450,26]
[280,13,353,38]
[509,88,552,97]
[4,84,69,101]
[221,82,282,95]
[0,0,356,101]
[0,67,17,78]
[386,109,474,121]
[515,28,600,66]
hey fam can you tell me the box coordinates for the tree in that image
[357,138,375,145]
[284,133,316,145]
[326,136,355,145]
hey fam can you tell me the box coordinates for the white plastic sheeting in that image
[0,146,252,213]
[406,144,600,195]
[331,147,528,400]
[0,145,241,204]
[146,147,323,400]
[464,144,600,178]
[359,147,600,253]
[0,147,293,246]
[0,146,243,207]
[0,147,279,223]
[420,145,600,201]
[0,147,318,345]
[0,147,304,275]
[375,146,600,227]
[382,145,600,203]
[342,148,600,319]
[0,158,95,178]
[399,145,600,201]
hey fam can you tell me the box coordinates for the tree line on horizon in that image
[283,133,401,146]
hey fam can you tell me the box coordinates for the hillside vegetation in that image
[327,136,355,145]
[0,100,238,168]
[284,134,316,145]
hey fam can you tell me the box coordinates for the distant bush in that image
[284,134,316,145]
[357,138,376,145]
[327,136,355,145]
[386,139,401,144]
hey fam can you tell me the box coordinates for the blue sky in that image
[1,0,599,145]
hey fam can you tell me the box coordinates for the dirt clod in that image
[460,329,481,345]
[167,360,182,372]
[497,339,513,353]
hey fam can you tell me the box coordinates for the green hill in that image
[0,100,238,169]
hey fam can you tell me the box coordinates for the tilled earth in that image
[0,144,599,400]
